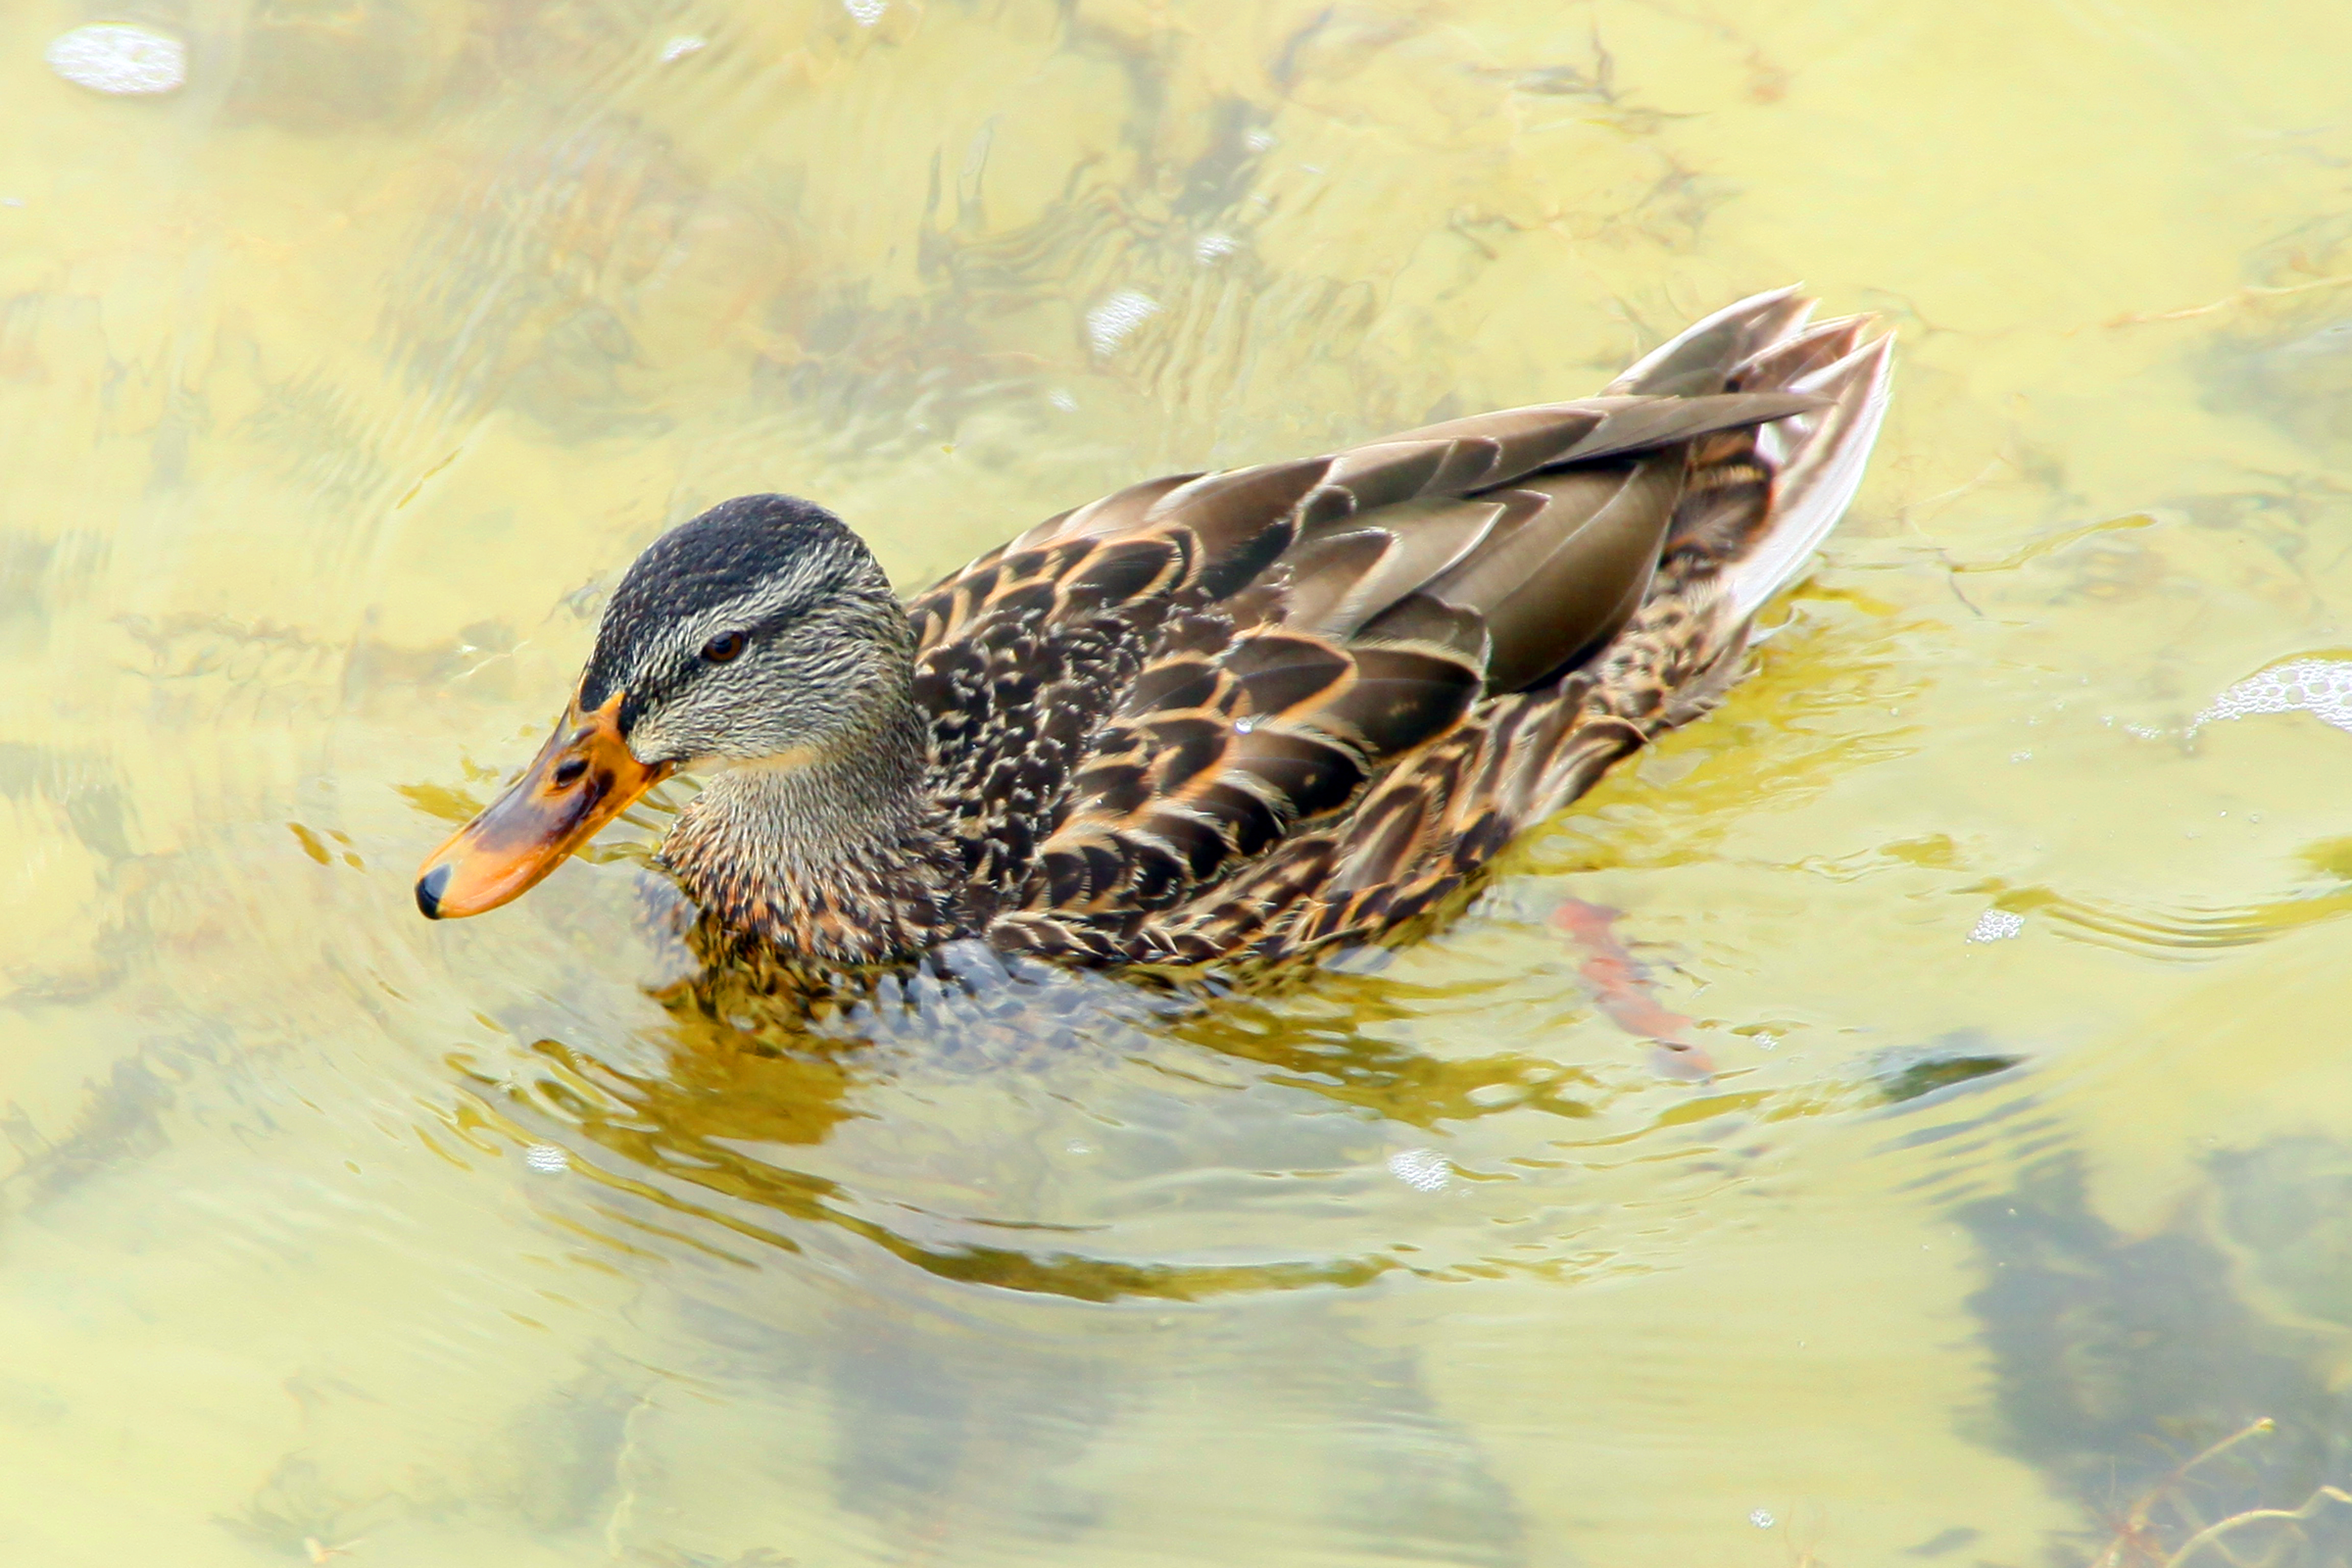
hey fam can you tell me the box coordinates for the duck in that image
[415,288,1892,975]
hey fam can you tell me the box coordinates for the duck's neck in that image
[657,699,962,966]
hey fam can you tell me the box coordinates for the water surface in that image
[7,2,2352,1563]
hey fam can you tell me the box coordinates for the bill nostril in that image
[551,758,588,789]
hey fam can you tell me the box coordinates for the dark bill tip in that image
[416,864,450,919]
[411,691,670,923]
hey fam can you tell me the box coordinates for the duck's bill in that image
[414,694,673,920]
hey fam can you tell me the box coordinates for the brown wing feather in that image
[895,294,1888,964]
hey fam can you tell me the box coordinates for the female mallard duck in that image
[416,289,1892,971]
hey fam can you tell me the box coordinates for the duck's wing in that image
[905,290,1893,961]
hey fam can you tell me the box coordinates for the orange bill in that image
[414,693,673,920]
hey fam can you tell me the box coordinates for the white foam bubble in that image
[2195,657,2352,735]
[1085,290,1161,355]
[1386,1148,1450,1193]
[47,24,185,96]
[1968,909,2024,944]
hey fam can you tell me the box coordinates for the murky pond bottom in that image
[8,1,2352,1563]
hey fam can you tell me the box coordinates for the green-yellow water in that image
[9,1,2352,1562]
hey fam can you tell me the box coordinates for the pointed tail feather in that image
[1610,287,1894,626]
[1607,287,1815,398]
[1719,330,1894,623]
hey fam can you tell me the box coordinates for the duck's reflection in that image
[461,939,1445,1301]
[432,945,1543,1565]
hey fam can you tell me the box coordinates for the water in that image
[6,1,2352,1563]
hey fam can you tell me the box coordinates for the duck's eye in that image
[701,631,748,664]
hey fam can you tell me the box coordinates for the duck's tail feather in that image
[1611,289,1895,627]
[1719,323,1895,625]
[1519,292,1893,808]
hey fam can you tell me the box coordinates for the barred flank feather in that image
[888,290,1894,966]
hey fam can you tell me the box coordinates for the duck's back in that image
[903,290,1893,966]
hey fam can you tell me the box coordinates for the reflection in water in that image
[450,940,1630,1302]
[1960,1147,2352,1566]
[471,1042,1397,1301]
[426,917,2037,1360]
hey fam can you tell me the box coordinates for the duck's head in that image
[413,494,915,920]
